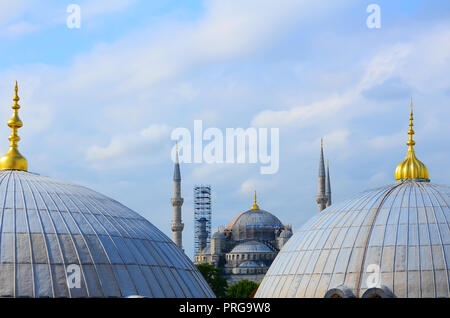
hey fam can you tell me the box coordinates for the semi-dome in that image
[256,104,449,298]
[230,241,274,254]
[0,83,214,298]
[239,261,260,268]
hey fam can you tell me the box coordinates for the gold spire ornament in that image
[0,82,28,171]
[251,191,260,210]
[394,99,429,181]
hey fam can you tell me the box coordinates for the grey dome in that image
[256,180,450,298]
[230,241,274,254]
[279,229,293,239]
[227,209,283,230]
[239,261,260,268]
[0,170,214,298]
[212,231,225,239]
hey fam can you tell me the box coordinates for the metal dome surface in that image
[0,170,214,298]
[256,180,450,298]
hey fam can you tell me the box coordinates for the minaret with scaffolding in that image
[194,185,212,258]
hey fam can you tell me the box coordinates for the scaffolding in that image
[194,185,211,257]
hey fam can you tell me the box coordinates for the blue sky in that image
[0,0,449,258]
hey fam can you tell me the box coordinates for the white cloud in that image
[81,0,138,19]
[240,177,275,195]
[0,1,31,27]
[323,130,351,151]
[0,0,139,37]
[86,123,171,163]
[368,131,404,150]
[250,25,450,131]
[251,94,354,128]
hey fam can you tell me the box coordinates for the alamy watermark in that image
[67,264,81,289]
[171,120,279,174]
[67,4,81,29]
[366,4,381,29]
[366,263,381,288]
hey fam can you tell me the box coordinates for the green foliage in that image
[226,280,260,298]
[195,263,228,298]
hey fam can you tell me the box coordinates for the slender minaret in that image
[171,144,184,250]
[325,160,332,208]
[316,138,328,212]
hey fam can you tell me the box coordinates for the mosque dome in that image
[230,241,275,254]
[256,102,449,298]
[0,83,214,298]
[226,192,284,231]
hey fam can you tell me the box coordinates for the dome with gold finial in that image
[395,99,429,181]
[0,83,214,298]
[256,101,450,299]
[226,191,284,240]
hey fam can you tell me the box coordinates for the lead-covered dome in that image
[227,191,284,232]
[0,170,214,298]
[256,180,450,298]
[227,209,284,231]
[230,241,275,254]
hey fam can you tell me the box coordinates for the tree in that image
[226,280,260,298]
[195,263,228,298]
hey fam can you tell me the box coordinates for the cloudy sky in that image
[1,0,449,258]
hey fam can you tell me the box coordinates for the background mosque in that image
[169,122,333,285]
[0,82,214,298]
[193,192,293,285]
[185,143,332,285]
[255,102,450,298]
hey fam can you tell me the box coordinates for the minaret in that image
[325,160,332,207]
[171,144,184,250]
[316,138,327,212]
[0,81,28,171]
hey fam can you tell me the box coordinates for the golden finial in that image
[321,137,323,148]
[395,99,429,181]
[251,191,260,210]
[0,81,28,171]
[199,248,202,261]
